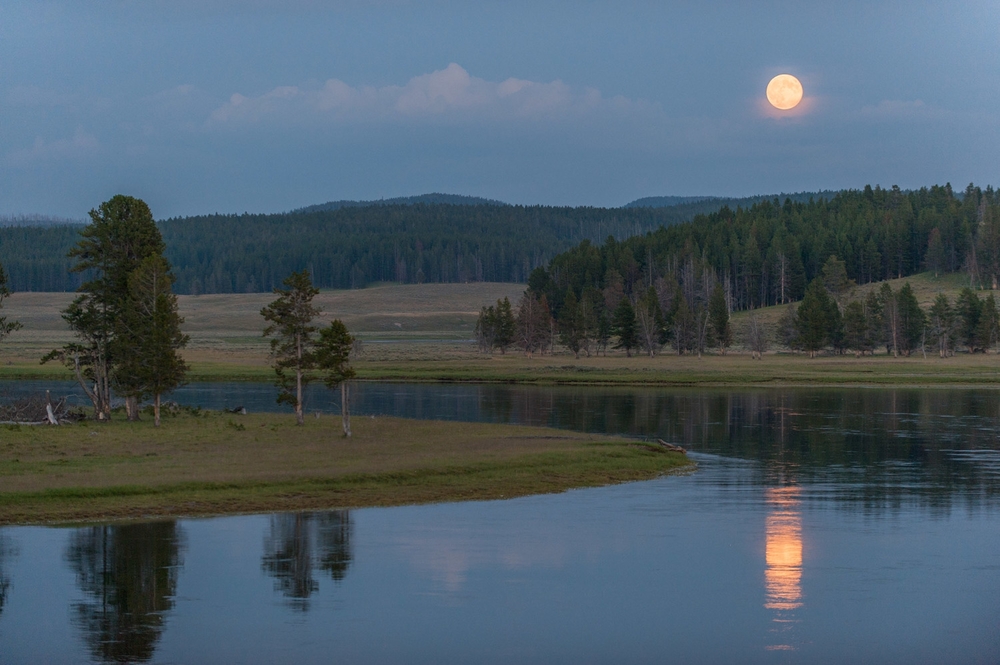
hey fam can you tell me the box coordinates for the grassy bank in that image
[350,352,1000,387]
[4,338,1000,387]
[0,413,691,525]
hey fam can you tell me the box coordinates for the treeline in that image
[0,203,713,294]
[478,260,1000,360]
[777,273,999,359]
[529,184,999,327]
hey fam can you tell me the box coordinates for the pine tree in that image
[596,310,612,356]
[612,298,638,357]
[821,255,853,303]
[896,283,925,356]
[261,271,322,425]
[558,289,583,358]
[878,283,900,357]
[795,279,831,357]
[119,255,189,427]
[928,293,955,357]
[975,293,1000,352]
[708,283,732,354]
[42,195,165,421]
[842,300,868,357]
[494,297,516,354]
[578,287,601,357]
[317,320,356,436]
[777,303,799,351]
[634,286,663,357]
[474,305,495,353]
[516,291,550,357]
[0,262,22,347]
[925,228,945,277]
[672,296,695,354]
[864,289,885,354]
[956,287,982,352]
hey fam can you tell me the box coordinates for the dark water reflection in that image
[0,532,13,619]
[261,511,352,611]
[5,380,998,511]
[1,382,1000,662]
[64,522,184,663]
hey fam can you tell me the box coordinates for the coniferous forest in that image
[481,183,1000,359]
[0,203,711,294]
[535,184,999,314]
[0,184,996,302]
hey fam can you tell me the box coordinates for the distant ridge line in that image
[292,193,509,214]
[623,191,842,209]
[0,214,85,228]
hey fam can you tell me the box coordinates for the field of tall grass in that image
[2,273,999,386]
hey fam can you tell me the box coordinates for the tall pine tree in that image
[261,271,322,425]
[119,256,189,427]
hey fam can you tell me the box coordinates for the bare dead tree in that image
[744,310,769,360]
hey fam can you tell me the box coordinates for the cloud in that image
[209,63,650,127]
[5,127,99,166]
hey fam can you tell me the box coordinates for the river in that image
[0,381,998,663]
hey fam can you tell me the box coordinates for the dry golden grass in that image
[0,282,525,370]
[2,273,998,385]
[0,413,690,524]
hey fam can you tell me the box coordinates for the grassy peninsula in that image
[0,413,691,525]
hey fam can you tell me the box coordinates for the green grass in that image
[0,412,691,525]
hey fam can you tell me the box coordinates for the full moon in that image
[766,74,803,110]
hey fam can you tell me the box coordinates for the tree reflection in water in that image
[0,530,13,618]
[261,511,353,611]
[476,387,1000,510]
[64,521,185,664]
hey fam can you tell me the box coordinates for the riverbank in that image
[4,351,1000,387]
[0,413,691,525]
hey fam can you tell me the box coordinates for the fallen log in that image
[656,439,687,454]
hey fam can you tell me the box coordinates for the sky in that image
[0,0,997,218]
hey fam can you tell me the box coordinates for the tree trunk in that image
[295,368,304,425]
[154,393,161,428]
[341,382,351,437]
[125,396,140,422]
[72,354,100,420]
[45,391,59,425]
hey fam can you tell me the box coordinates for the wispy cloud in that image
[5,127,99,166]
[209,63,652,127]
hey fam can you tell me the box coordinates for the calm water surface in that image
[0,382,999,663]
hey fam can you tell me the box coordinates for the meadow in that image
[0,413,690,524]
[2,273,999,386]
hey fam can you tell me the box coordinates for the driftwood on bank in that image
[656,438,688,454]
[0,392,75,425]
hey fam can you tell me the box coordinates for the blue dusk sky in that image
[0,1,997,217]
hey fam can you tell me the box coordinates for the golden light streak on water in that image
[764,486,803,651]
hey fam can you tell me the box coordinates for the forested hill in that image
[0,214,84,228]
[292,193,507,214]
[530,184,999,319]
[0,202,711,294]
[623,191,835,209]
[5,185,991,296]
